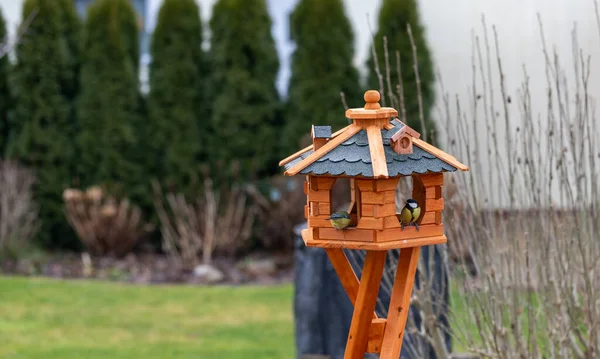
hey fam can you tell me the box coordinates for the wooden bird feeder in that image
[279,90,469,359]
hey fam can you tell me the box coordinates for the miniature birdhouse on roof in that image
[279,90,468,359]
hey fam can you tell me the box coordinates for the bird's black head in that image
[406,199,418,208]
[328,211,350,220]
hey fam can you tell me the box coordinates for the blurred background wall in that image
[1,0,599,208]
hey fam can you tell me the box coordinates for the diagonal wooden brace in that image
[325,248,378,319]
[379,247,421,359]
[343,250,387,359]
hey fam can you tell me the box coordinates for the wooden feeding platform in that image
[280,90,469,359]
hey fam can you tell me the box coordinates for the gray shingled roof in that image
[313,126,332,139]
[284,121,457,177]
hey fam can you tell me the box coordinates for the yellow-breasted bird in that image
[327,211,352,230]
[400,199,421,231]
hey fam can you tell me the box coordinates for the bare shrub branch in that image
[63,186,153,257]
[153,176,256,270]
[355,7,600,358]
[445,12,600,359]
[367,13,386,106]
[0,8,38,59]
[407,24,427,142]
[0,160,39,253]
[247,175,306,252]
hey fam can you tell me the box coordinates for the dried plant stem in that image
[0,161,38,253]
[0,8,37,59]
[407,24,427,142]
[153,177,255,270]
[64,186,151,257]
[354,7,600,359]
[383,36,397,109]
[367,13,386,107]
[396,51,407,123]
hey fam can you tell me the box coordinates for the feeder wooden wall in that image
[303,173,445,245]
[410,173,444,226]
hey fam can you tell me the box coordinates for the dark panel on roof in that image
[313,126,332,138]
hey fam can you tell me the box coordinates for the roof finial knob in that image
[364,90,381,110]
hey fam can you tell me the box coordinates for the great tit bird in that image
[327,211,352,230]
[400,199,421,231]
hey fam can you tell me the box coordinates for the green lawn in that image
[0,276,294,359]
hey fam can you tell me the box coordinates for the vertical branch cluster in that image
[153,177,256,271]
[442,13,600,359]
[0,160,39,253]
[63,186,152,257]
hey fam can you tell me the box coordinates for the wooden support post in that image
[325,248,377,319]
[344,250,387,359]
[379,247,421,359]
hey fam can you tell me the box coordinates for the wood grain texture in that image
[362,204,375,217]
[285,124,362,175]
[310,227,319,240]
[376,224,445,242]
[379,247,421,359]
[390,126,406,141]
[301,229,447,250]
[310,177,336,191]
[420,211,436,225]
[308,189,331,203]
[383,191,396,204]
[420,173,444,187]
[344,251,387,359]
[361,192,384,205]
[375,203,397,217]
[353,118,391,129]
[412,175,426,223]
[425,198,444,212]
[324,248,377,319]
[356,217,384,230]
[355,179,375,192]
[345,107,398,120]
[319,227,375,242]
[366,125,389,178]
[279,125,352,166]
[310,202,319,216]
[384,216,401,229]
[308,215,334,228]
[318,203,331,216]
[375,178,399,191]
[426,185,441,199]
[412,138,469,171]
[435,185,443,199]
[313,138,328,151]
[366,318,387,353]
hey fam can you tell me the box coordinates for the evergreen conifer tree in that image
[283,0,361,155]
[58,0,80,102]
[7,0,76,248]
[77,0,143,203]
[147,0,203,196]
[366,0,436,141]
[0,9,10,154]
[209,0,280,181]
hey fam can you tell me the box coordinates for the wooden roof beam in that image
[366,125,389,178]
[285,124,362,176]
[279,124,352,167]
[412,137,469,171]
